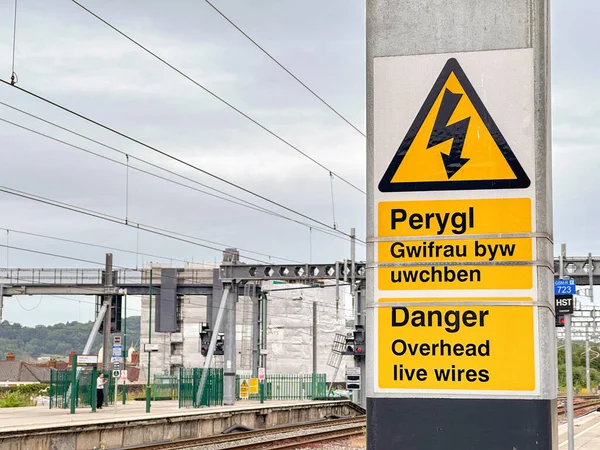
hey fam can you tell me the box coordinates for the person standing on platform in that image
[96,373,107,409]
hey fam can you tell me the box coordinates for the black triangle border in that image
[378,58,531,193]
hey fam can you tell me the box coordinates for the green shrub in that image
[0,391,30,408]
[10,384,48,397]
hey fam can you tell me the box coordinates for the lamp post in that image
[146,269,153,413]
[121,288,127,404]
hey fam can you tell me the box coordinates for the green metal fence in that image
[49,368,115,409]
[153,375,178,400]
[49,368,70,409]
[235,373,326,401]
[178,368,223,408]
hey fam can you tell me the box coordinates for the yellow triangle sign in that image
[241,380,248,387]
[378,58,530,192]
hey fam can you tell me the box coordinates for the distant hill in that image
[0,316,141,360]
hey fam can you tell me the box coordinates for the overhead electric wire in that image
[0,243,109,266]
[201,0,365,137]
[10,0,18,85]
[0,185,302,264]
[0,79,360,239]
[0,226,189,264]
[69,0,365,195]
[0,104,364,246]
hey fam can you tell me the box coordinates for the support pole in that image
[102,254,113,374]
[197,286,231,406]
[562,244,574,450]
[586,337,591,393]
[0,284,3,323]
[313,300,318,399]
[146,268,152,413]
[366,0,553,447]
[351,228,356,313]
[122,290,127,404]
[70,354,77,414]
[66,303,108,405]
[589,253,595,335]
[252,287,260,378]
[223,282,237,405]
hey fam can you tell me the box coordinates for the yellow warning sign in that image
[378,265,532,291]
[240,379,249,399]
[378,238,532,264]
[250,378,259,394]
[377,303,535,390]
[376,197,533,290]
[377,198,532,236]
[378,58,530,192]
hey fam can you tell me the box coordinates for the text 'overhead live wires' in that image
[0,102,364,247]
[69,0,365,195]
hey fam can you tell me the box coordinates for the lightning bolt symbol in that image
[427,88,471,179]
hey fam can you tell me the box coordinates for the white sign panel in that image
[371,48,539,397]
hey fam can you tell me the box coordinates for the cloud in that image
[0,0,596,326]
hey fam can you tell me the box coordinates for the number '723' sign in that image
[554,279,576,296]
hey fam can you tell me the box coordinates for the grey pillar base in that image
[367,397,556,450]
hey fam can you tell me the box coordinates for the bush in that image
[10,384,48,397]
[0,391,30,408]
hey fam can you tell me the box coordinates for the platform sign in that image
[258,367,265,381]
[555,279,576,296]
[240,379,249,399]
[250,378,259,394]
[555,295,574,314]
[77,354,98,365]
[371,49,538,396]
[377,301,535,391]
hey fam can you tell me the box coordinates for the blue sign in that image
[555,279,576,296]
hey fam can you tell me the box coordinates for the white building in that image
[138,263,354,384]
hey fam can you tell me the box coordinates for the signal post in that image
[366,1,555,448]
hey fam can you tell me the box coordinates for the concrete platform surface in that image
[0,399,346,432]
[559,412,600,449]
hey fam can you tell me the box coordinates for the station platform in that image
[559,411,600,449]
[0,399,363,450]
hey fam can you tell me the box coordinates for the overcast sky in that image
[0,0,597,326]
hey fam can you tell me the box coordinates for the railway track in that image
[122,416,366,450]
[558,399,600,417]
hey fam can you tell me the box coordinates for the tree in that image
[0,317,141,360]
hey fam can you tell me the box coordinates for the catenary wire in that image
[10,0,18,85]
[0,185,301,264]
[0,227,189,264]
[15,296,43,311]
[0,80,360,239]
[201,0,365,137]
[69,0,365,195]
[0,107,364,246]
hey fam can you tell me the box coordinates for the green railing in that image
[49,368,115,409]
[236,373,326,401]
[178,368,223,408]
[49,368,70,409]
[153,375,178,400]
